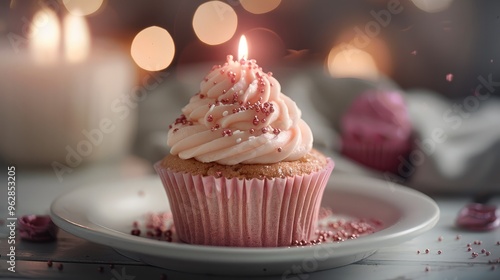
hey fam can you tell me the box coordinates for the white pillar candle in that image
[0,9,136,168]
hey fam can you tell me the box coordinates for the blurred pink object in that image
[19,215,59,242]
[340,90,412,173]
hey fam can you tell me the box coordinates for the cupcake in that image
[154,55,334,247]
[340,90,412,173]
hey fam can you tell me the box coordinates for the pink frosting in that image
[167,55,313,165]
[341,90,412,143]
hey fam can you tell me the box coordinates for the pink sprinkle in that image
[446,73,453,82]
[425,249,430,254]
[467,247,472,252]
[57,263,64,271]
[47,260,53,267]
[467,243,471,247]
[438,236,443,242]
[481,249,486,254]
[456,234,461,240]
[472,252,478,258]
[438,250,442,255]
[486,251,491,256]
[417,250,420,254]
[425,266,430,272]
[496,241,500,245]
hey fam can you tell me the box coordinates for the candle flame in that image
[238,35,248,61]
[29,8,60,64]
[63,12,90,63]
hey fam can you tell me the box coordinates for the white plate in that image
[50,173,439,276]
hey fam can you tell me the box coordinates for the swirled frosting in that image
[167,55,313,165]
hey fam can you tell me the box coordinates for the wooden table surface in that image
[1,162,499,280]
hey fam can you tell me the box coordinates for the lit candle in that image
[29,8,60,64]
[63,12,90,63]
[238,35,248,61]
[0,8,136,166]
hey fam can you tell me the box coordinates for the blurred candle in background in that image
[63,12,90,63]
[29,8,60,64]
[0,7,136,168]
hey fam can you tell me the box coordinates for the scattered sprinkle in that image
[446,73,454,82]
[425,266,430,272]
[425,249,430,254]
[438,250,442,255]
[47,260,53,267]
[438,236,443,242]
[57,263,64,271]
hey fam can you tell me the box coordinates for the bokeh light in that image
[63,0,104,16]
[240,0,281,14]
[63,13,90,63]
[326,46,379,80]
[29,8,60,64]
[192,1,238,45]
[411,0,454,13]
[131,26,175,71]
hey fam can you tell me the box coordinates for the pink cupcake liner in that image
[154,158,334,247]
[341,136,411,173]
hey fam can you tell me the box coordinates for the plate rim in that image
[50,173,440,263]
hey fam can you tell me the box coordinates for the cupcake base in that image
[154,158,334,247]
